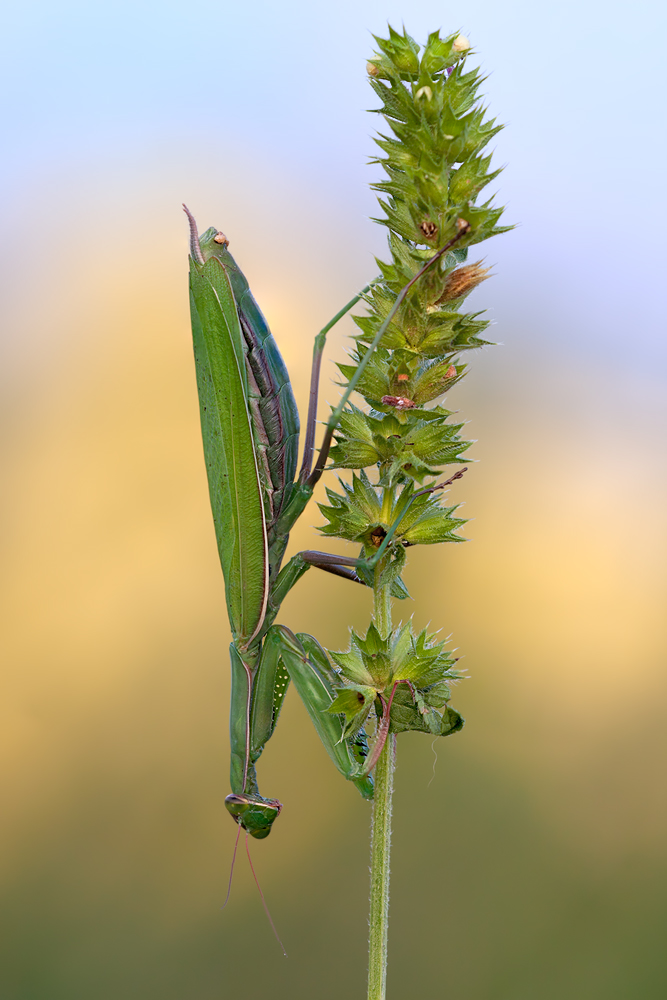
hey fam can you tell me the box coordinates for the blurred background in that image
[1,1,666,997]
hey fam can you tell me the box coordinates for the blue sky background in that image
[3,0,666,369]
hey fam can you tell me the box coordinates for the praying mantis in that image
[184,204,470,839]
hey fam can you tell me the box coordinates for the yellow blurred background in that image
[2,1,666,997]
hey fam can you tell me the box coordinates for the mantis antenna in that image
[245,832,287,957]
[221,822,242,911]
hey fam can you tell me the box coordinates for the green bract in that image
[326,622,464,738]
[319,470,466,548]
[328,404,470,484]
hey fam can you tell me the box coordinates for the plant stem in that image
[368,570,394,1000]
[368,733,395,1000]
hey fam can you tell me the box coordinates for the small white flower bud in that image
[452,34,470,53]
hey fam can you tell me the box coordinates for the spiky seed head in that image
[440,262,490,302]
[329,29,507,494]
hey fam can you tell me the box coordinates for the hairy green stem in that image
[368,733,395,1000]
[368,561,394,999]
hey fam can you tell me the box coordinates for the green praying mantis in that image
[184,204,470,840]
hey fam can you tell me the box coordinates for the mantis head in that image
[224,793,282,840]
